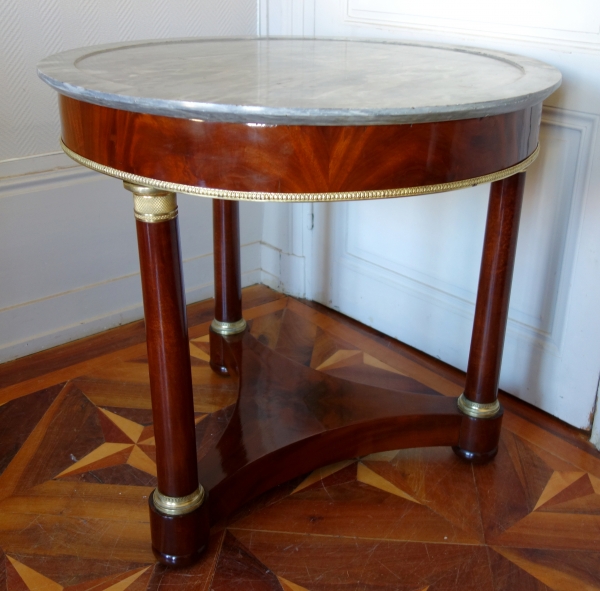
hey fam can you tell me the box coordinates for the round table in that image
[38,37,561,567]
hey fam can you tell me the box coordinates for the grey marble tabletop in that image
[38,37,561,126]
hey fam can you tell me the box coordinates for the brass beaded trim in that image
[211,318,247,335]
[62,140,539,203]
[152,486,205,516]
[134,210,178,223]
[457,393,501,419]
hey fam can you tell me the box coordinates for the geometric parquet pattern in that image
[1,286,599,590]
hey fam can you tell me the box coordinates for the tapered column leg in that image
[210,199,246,376]
[125,182,209,566]
[454,172,526,463]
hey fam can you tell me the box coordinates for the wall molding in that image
[529,107,599,350]
[344,0,600,52]
[0,159,98,200]
[260,242,306,297]
[0,151,78,181]
[260,0,316,36]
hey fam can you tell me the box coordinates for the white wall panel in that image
[346,0,600,48]
[260,0,315,36]
[260,202,312,297]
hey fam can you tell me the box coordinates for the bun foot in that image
[452,410,503,465]
[209,361,230,377]
[149,490,210,568]
[209,328,231,377]
[209,327,246,377]
[452,445,498,464]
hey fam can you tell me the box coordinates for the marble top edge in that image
[37,36,562,126]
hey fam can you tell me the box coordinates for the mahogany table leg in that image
[210,199,246,376]
[125,182,209,566]
[454,172,526,463]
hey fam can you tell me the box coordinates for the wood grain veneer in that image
[59,95,541,195]
[465,173,526,407]
[212,201,242,324]
[209,200,243,377]
[135,218,198,499]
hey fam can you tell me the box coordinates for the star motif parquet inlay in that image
[56,408,157,479]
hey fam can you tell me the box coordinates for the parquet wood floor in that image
[1,285,599,590]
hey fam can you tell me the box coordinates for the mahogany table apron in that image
[37,37,561,567]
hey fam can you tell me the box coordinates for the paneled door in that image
[262,0,600,432]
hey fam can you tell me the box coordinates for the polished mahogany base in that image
[149,493,210,567]
[199,331,463,526]
[139,169,525,565]
[153,320,485,565]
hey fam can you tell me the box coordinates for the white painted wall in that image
[260,202,314,297]
[261,0,600,432]
[0,0,260,363]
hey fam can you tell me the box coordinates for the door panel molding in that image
[345,0,600,50]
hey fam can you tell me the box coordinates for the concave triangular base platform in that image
[201,330,462,523]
